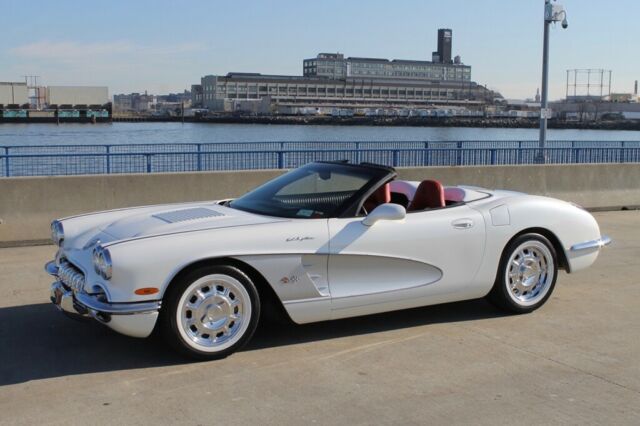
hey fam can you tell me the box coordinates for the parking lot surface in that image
[0,211,639,425]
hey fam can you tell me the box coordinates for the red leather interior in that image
[408,180,445,211]
[363,183,390,212]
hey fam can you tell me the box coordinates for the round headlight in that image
[51,220,64,246]
[92,245,112,280]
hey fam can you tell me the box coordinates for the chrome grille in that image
[58,259,86,292]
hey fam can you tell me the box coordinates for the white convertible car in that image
[46,161,610,359]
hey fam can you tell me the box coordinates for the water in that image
[1,122,639,146]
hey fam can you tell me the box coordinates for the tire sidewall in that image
[161,264,260,360]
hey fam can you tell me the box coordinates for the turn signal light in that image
[134,287,159,295]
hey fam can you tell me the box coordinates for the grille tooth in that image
[58,260,86,292]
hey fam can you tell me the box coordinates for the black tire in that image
[159,264,260,360]
[487,233,558,314]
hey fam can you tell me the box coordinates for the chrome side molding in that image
[570,235,612,251]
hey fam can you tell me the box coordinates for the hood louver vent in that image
[153,207,224,224]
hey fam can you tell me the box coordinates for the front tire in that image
[487,233,558,314]
[160,265,260,360]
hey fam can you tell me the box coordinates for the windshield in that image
[229,162,387,218]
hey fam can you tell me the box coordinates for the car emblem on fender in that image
[280,275,299,284]
[286,236,314,242]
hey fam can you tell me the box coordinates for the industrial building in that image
[192,29,495,113]
[113,91,192,115]
[1,83,111,121]
[0,82,29,106]
[46,86,108,106]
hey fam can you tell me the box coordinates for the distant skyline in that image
[1,0,638,100]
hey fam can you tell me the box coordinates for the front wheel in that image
[487,233,558,313]
[160,265,260,360]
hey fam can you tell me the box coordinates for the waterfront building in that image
[0,82,29,106]
[46,86,108,106]
[192,29,496,112]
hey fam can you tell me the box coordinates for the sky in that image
[1,0,638,100]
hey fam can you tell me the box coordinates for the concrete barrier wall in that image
[1,164,638,246]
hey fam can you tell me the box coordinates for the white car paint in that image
[47,180,608,339]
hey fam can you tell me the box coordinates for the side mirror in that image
[362,203,406,226]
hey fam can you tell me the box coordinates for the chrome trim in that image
[57,260,86,292]
[49,281,161,316]
[75,291,161,315]
[570,235,612,251]
[51,220,64,246]
[92,244,112,280]
[45,260,59,276]
[50,282,77,314]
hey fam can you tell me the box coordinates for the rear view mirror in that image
[362,203,406,226]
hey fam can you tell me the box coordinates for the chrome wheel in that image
[176,274,252,352]
[505,240,555,306]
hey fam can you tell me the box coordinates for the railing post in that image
[456,141,462,166]
[392,149,398,167]
[423,141,429,166]
[146,154,152,173]
[277,151,284,169]
[355,141,360,164]
[3,147,9,177]
[106,145,111,174]
[620,141,625,163]
[490,149,496,165]
[197,143,202,171]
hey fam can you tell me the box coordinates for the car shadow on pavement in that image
[247,298,506,352]
[0,299,506,386]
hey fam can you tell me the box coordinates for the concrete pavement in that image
[0,210,639,425]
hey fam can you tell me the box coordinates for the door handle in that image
[452,219,474,230]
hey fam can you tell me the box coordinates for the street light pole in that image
[538,0,568,163]
[538,5,551,162]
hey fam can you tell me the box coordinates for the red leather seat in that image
[363,183,390,212]
[408,180,445,211]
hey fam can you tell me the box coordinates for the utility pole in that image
[538,0,568,163]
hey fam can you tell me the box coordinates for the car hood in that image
[67,202,287,249]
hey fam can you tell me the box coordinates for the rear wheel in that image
[160,265,260,360]
[487,233,558,313]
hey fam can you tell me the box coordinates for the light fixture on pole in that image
[538,0,568,163]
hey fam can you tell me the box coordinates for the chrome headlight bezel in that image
[51,220,64,247]
[92,244,112,280]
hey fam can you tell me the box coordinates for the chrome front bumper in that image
[46,261,161,338]
[570,235,612,251]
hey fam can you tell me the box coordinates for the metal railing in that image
[1,140,639,177]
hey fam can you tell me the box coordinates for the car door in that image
[327,204,485,319]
